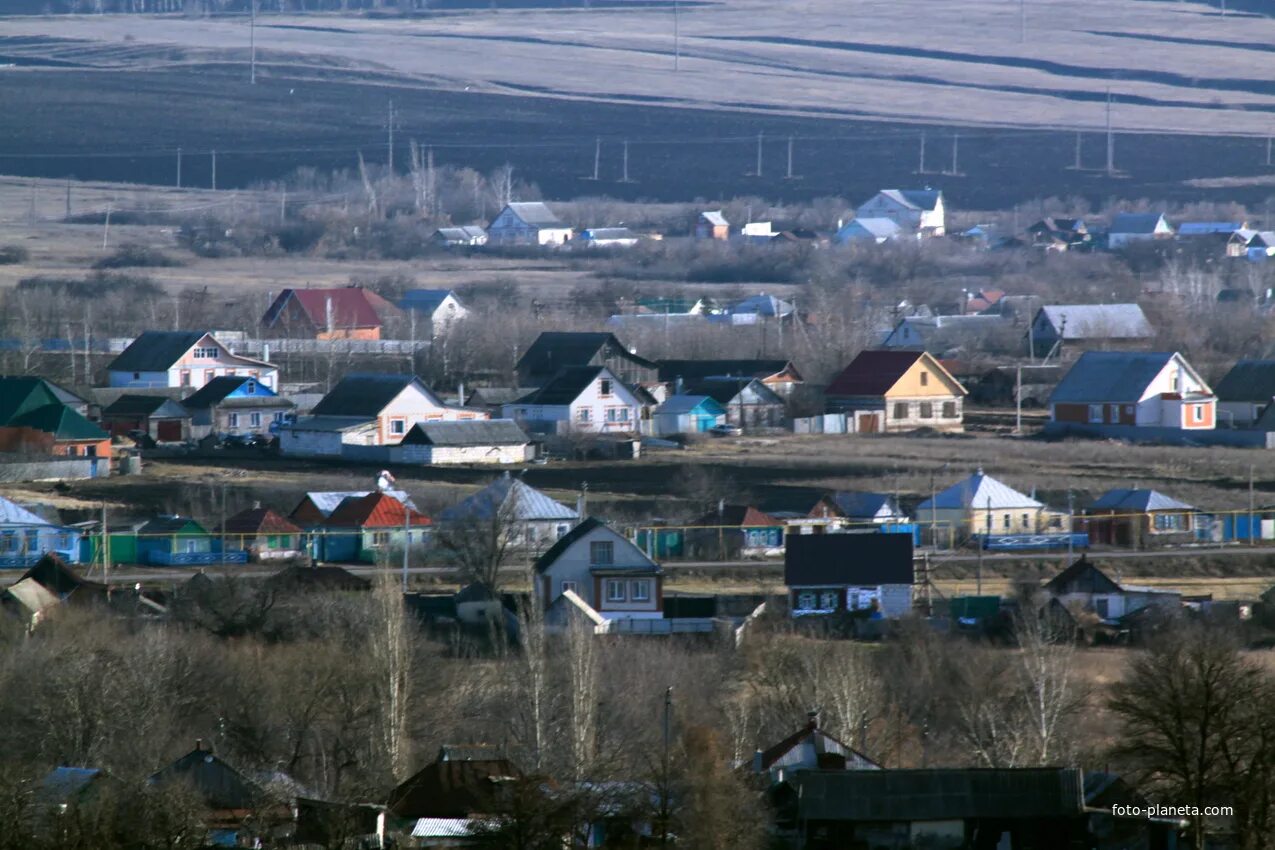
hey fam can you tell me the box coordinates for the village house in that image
[794,491,909,535]
[917,469,1050,540]
[0,495,81,568]
[0,376,111,463]
[107,331,278,391]
[516,331,659,387]
[394,419,533,465]
[1214,359,1275,427]
[784,533,914,618]
[432,225,488,247]
[1028,304,1155,358]
[317,492,432,563]
[181,375,295,440]
[1080,488,1198,546]
[280,374,486,458]
[438,473,579,550]
[220,505,305,562]
[0,555,106,629]
[825,350,966,433]
[397,289,469,337]
[504,366,643,436]
[99,395,192,443]
[289,485,416,527]
[684,376,786,430]
[747,711,881,784]
[535,517,662,619]
[651,394,726,436]
[685,504,785,559]
[879,314,1012,356]
[725,293,795,322]
[130,516,237,567]
[386,745,522,838]
[1106,212,1173,249]
[834,217,902,244]
[658,358,805,398]
[149,743,291,845]
[1044,556,1182,625]
[1048,351,1216,431]
[855,189,945,236]
[1227,229,1275,260]
[1026,217,1091,251]
[486,201,573,246]
[261,286,400,340]
[694,210,730,240]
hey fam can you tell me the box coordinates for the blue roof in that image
[1090,488,1194,512]
[40,767,103,804]
[1177,222,1243,236]
[1110,213,1169,235]
[399,289,459,313]
[829,491,903,520]
[1049,351,1182,404]
[731,294,794,317]
[439,475,578,523]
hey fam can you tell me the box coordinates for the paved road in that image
[6,545,1275,587]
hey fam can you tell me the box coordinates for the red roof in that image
[266,287,397,332]
[325,492,432,529]
[221,507,302,536]
[825,350,925,397]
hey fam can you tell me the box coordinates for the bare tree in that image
[369,573,412,782]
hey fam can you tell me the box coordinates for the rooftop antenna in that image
[249,0,256,84]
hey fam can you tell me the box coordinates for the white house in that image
[579,227,640,248]
[107,331,278,391]
[1107,213,1173,249]
[486,202,573,246]
[835,217,902,244]
[1048,351,1216,431]
[397,289,469,337]
[394,420,532,465]
[1044,557,1181,624]
[433,226,488,247]
[855,189,945,237]
[534,517,662,619]
[438,473,579,550]
[280,374,487,457]
[916,468,1050,538]
[503,366,642,435]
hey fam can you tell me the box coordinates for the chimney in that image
[807,709,820,730]
[252,500,261,510]
[457,381,466,405]
[577,482,589,519]
[717,498,725,517]
[675,376,684,396]
[195,738,204,752]
[262,342,270,363]
[752,750,764,773]
[325,296,334,335]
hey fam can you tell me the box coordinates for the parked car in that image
[709,424,743,437]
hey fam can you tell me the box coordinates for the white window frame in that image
[631,580,651,602]
[606,579,626,603]
[250,412,261,428]
[590,540,614,565]
[390,418,406,435]
[228,413,239,428]
[561,580,578,595]
[1087,404,1104,424]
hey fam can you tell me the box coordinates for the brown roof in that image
[386,755,522,819]
[825,350,925,397]
[689,505,783,528]
[221,507,303,536]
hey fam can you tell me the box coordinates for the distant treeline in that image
[0,0,646,13]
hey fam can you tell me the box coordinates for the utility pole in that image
[785,135,799,179]
[1072,131,1082,170]
[948,132,960,176]
[1014,364,1022,435]
[65,179,71,221]
[660,687,672,845]
[1067,491,1074,561]
[620,140,634,183]
[101,502,110,594]
[918,131,927,174]
[250,0,257,85]
[220,480,228,568]
[753,131,764,177]
[1249,464,1256,545]
[211,149,217,191]
[176,147,182,188]
[102,203,112,250]
[1267,136,1272,167]
[402,497,411,591]
[280,187,287,224]
[673,0,679,71]
[386,100,398,175]
[585,137,601,180]
[1105,88,1115,176]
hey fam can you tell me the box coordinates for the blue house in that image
[182,375,295,439]
[0,495,80,568]
[652,395,726,435]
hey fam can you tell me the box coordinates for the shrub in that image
[0,245,29,265]
[92,242,183,269]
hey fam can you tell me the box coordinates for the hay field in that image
[2,0,1274,136]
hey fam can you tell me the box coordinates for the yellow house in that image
[825,350,967,433]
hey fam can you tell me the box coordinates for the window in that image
[250,413,261,428]
[819,591,839,610]
[1094,598,1109,619]
[919,371,929,387]
[1088,404,1104,424]
[607,408,630,422]
[1022,513,1030,528]
[942,401,957,418]
[561,580,578,595]
[576,408,592,423]
[606,580,626,602]
[892,402,908,420]
[228,413,239,428]
[631,580,651,602]
[599,379,612,396]
[178,371,189,387]
[134,372,142,381]
[556,524,570,538]
[246,381,256,395]
[590,540,614,565]
[919,402,933,419]
[273,412,283,423]
[1154,513,1187,532]
[1192,405,1205,423]
[1003,514,1011,530]
[797,591,817,610]
[390,419,406,435]
[371,531,390,547]
[193,346,219,360]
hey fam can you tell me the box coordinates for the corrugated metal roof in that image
[515,366,609,405]
[700,210,728,226]
[654,394,722,416]
[107,330,205,373]
[1089,488,1194,512]
[11,404,108,441]
[1037,304,1154,340]
[874,189,942,211]
[828,491,902,520]
[1110,212,1170,234]
[302,491,372,516]
[917,470,1043,511]
[399,289,460,313]
[102,395,190,418]
[503,202,564,228]
[412,818,477,838]
[440,475,578,523]
[182,376,273,408]
[0,494,54,526]
[1048,351,1198,404]
[826,350,924,397]
[400,419,529,448]
[731,294,794,317]
[263,288,391,331]
[844,217,902,238]
[1178,222,1243,236]
[284,415,374,433]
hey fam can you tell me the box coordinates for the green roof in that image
[10,404,108,441]
[0,377,61,425]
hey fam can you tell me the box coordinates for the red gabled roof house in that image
[261,286,402,340]
[221,506,305,562]
[825,350,967,433]
[319,492,431,564]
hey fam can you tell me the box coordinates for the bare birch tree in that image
[370,573,411,781]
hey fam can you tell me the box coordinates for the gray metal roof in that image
[874,189,942,211]
[843,217,902,238]
[1089,488,1194,512]
[1036,304,1154,340]
[731,294,794,317]
[439,475,578,523]
[700,210,728,226]
[503,202,565,228]
[0,494,52,527]
[1047,351,1189,404]
[400,419,530,447]
[654,394,723,416]
[917,469,1043,511]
